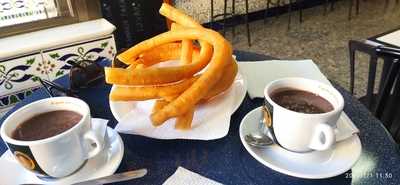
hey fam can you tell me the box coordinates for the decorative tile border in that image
[0,57,35,90]
[0,85,41,119]
[0,86,41,110]
[0,53,47,93]
[44,36,116,81]
[0,35,116,116]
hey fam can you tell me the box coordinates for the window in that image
[0,0,102,38]
[0,0,61,27]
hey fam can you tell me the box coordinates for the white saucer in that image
[239,107,362,179]
[0,127,124,185]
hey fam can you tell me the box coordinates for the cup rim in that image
[264,77,344,116]
[0,97,90,146]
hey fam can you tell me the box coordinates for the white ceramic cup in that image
[0,97,103,179]
[262,77,344,153]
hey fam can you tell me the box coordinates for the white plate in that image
[0,127,124,185]
[239,107,362,179]
[110,73,247,122]
[109,73,247,140]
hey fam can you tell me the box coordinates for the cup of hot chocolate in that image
[262,77,344,153]
[0,97,103,179]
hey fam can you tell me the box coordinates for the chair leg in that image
[391,112,400,143]
[330,0,335,11]
[384,0,389,10]
[210,0,214,29]
[277,0,281,19]
[379,68,400,141]
[245,0,251,46]
[375,60,400,119]
[298,0,303,23]
[348,0,353,20]
[232,0,236,38]
[349,41,356,94]
[324,0,328,15]
[288,0,293,30]
[264,0,271,24]
[382,73,400,128]
[390,85,400,139]
[356,0,360,15]
[223,0,227,36]
[378,58,392,93]
[366,57,378,109]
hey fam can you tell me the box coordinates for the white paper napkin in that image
[238,60,359,141]
[113,76,243,140]
[238,59,331,99]
[335,112,360,141]
[0,118,109,184]
[114,94,234,140]
[377,29,400,47]
[163,167,222,185]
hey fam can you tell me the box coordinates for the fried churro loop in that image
[149,29,232,125]
[106,3,237,129]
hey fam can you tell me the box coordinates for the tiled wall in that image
[0,35,116,117]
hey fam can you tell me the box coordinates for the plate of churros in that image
[109,71,246,140]
[104,4,246,139]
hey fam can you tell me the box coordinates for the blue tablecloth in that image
[1,51,399,185]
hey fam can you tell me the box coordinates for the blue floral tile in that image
[0,61,34,90]
[0,86,40,112]
[0,53,47,93]
[44,36,116,81]
[0,35,116,117]
[0,53,49,115]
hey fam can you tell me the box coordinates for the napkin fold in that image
[238,60,359,141]
[336,113,359,141]
[163,167,222,185]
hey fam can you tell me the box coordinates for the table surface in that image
[1,51,400,185]
[367,27,400,48]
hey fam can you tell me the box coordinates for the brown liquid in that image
[12,110,82,141]
[270,89,334,114]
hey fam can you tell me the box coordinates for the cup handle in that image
[308,123,335,151]
[83,130,103,158]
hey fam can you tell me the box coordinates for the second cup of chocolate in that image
[262,77,344,153]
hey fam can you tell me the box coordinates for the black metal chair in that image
[322,0,358,20]
[384,0,400,10]
[348,40,394,110]
[288,0,304,29]
[264,0,281,24]
[374,46,400,143]
[348,0,360,20]
[323,0,335,15]
[210,0,251,46]
[349,0,399,20]
[349,41,400,143]
[263,0,303,30]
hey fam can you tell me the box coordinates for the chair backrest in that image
[348,40,397,110]
[348,40,379,109]
[374,46,400,143]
